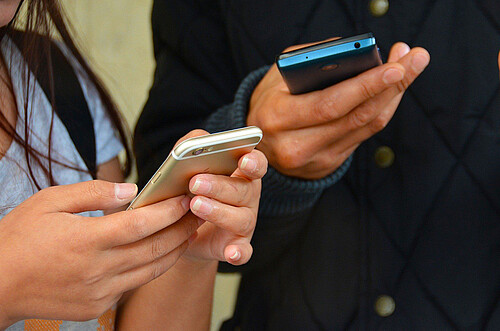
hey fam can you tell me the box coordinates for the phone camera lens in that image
[321,63,339,71]
[354,42,361,49]
[193,148,204,155]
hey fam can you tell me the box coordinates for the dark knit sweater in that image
[134,0,500,329]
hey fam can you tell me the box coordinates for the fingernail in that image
[241,156,257,172]
[181,196,191,210]
[398,44,410,58]
[382,68,404,84]
[115,183,138,200]
[191,178,211,194]
[411,52,430,73]
[229,250,241,262]
[191,198,213,215]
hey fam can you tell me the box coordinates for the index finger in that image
[233,149,268,180]
[92,195,191,248]
[282,61,406,129]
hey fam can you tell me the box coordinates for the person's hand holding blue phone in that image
[247,33,431,179]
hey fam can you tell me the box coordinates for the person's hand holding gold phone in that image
[129,127,267,265]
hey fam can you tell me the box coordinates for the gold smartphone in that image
[127,126,263,210]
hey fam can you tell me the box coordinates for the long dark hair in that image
[0,0,132,190]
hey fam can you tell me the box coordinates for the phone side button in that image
[152,172,162,183]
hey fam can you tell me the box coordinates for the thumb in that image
[32,180,137,214]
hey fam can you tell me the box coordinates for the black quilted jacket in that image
[134,0,500,329]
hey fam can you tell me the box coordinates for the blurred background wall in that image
[63,1,240,329]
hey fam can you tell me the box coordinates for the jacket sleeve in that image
[134,0,352,272]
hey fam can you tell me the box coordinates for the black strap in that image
[9,31,97,178]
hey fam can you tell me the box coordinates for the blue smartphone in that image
[276,33,382,94]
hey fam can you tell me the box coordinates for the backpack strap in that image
[9,31,97,178]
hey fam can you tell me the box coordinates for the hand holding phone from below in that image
[128,126,263,210]
[247,38,427,180]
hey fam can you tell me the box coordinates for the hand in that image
[0,180,200,327]
[171,130,268,266]
[247,40,430,179]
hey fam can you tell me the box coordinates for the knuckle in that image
[369,115,389,132]
[358,77,377,100]
[149,251,179,281]
[150,234,165,261]
[226,180,251,206]
[150,260,163,281]
[314,94,338,122]
[349,106,375,128]
[86,180,102,199]
[236,183,252,206]
[274,140,307,171]
[127,211,148,239]
[210,178,223,198]
[395,78,410,93]
[85,180,113,201]
[238,213,255,235]
[256,116,276,135]
[168,198,185,218]
[259,100,286,133]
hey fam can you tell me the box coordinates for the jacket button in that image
[374,295,395,317]
[374,146,395,168]
[369,0,389,17]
